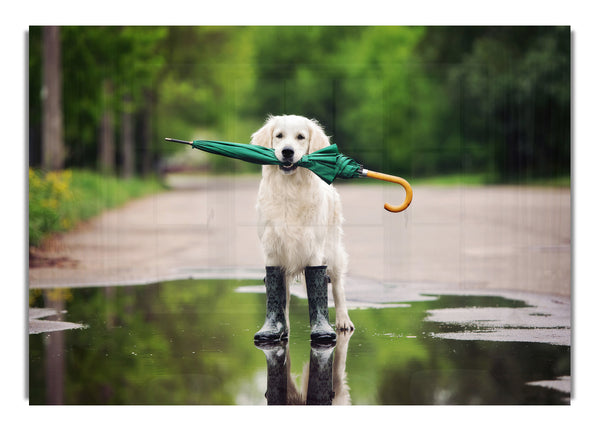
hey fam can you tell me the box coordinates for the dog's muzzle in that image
[279,147,298,173]
[279,163,298,173]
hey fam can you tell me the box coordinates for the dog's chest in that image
[257,175,333,241]
[258,196,326,269]
[260,195,320,226]
[257,184,329,244]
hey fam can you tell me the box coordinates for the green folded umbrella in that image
[165,137,412,212]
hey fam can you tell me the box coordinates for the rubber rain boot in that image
[255,341,288,405]
[306,344,335,405]
[305,265,337,345]
[254,266,288,344]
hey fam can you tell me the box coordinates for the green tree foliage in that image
[29,26,570,182]
[246,26,570,180]
[155,27,255,171]
[30,26,168,169]
[419,26,570,182]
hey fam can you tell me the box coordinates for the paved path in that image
[29,175,571,298]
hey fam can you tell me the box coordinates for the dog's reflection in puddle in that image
[255,331,352,405]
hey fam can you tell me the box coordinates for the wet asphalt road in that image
[29,174,571,298]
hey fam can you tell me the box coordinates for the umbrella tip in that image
[165,138,193,145]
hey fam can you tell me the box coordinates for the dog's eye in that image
[275,133,283,139]
[297,134,305,140]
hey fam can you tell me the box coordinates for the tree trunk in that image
[141,89,155,177]
[99,79,115,174]
[42,26,64,171]
[121,93,134,178]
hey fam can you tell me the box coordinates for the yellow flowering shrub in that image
[29,168,76,246]
[29,168,164,247]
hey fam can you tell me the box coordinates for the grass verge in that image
[29,168,165,247]
[372,173,571,187]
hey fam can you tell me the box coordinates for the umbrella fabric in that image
[169,137,412,212]
[296,145,362,184]
[191,140,363,185]
[191,139,281,166]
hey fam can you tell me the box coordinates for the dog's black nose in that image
[281,147,294,161]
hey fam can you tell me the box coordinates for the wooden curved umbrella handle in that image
[364,170,413,213]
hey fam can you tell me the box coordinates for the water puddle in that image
[28,278,570,405]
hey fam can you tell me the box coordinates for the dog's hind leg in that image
[329,270,354,332]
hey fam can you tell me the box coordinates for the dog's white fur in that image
[252,114,354,331]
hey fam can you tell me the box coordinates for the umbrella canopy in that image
[165,138,412,212]
[189,139,281,167]
[166,138,362,184]
[296,144,363,184]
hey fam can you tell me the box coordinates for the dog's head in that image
[251,115,330,176]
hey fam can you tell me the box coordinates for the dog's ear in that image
[251,116,274,148]
[308,119,331,153]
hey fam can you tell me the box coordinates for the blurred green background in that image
[28,26,571,246]
[29,25,570,181]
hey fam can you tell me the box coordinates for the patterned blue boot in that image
[305,265,337,345]
[254,266,288,343]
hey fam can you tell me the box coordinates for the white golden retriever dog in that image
[252,114,354,332]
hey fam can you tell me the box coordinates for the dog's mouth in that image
[279,163,298,173]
